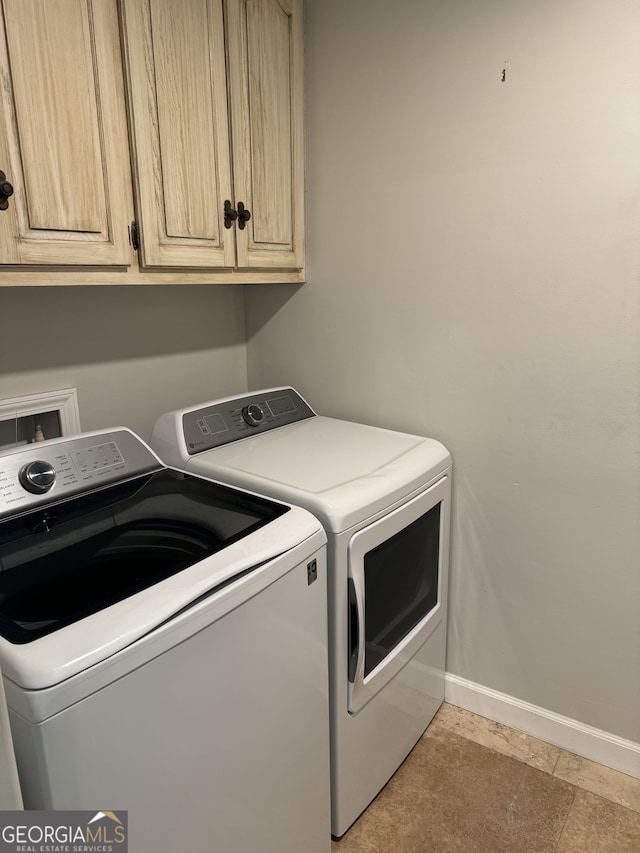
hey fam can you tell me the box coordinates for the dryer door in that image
[347,474,450,714]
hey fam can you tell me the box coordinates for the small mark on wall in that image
[501,66,507,82]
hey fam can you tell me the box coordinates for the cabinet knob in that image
[224,199,238,229]
[0,170,13,210]
[224,200,251,230]
[237,201,251,230]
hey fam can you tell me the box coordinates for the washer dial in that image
[19,460,56,494]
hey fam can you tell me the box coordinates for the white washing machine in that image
[152,387,452,837]
[0,428,331,853]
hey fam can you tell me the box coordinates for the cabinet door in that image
[122,0,235,269]
[226,0,305,270]
[0,0,134,266]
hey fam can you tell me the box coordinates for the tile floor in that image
[331,704,640,852]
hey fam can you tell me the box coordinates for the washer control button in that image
[241,404,264,427]
[19,461,56,494]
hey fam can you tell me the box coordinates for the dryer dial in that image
[242,404,265,426]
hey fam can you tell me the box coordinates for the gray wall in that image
[0,286,248,441]
[245,0,640,743]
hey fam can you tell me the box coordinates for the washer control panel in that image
[0,429,160,518]
[182,388,316,455]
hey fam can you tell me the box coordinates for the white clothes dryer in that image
[152,387,452,837]
[0,427,331,853]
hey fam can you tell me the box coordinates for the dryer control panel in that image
[182,388,316,454]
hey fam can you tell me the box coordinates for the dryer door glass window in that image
[363,503,440,677]
[0,470,288,644]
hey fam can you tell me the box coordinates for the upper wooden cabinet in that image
[121,0,235,269]
[121,0,304,271]
[0,0,134,266]
[226,0,305,270]
[0,0,305,282]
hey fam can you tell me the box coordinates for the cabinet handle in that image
[0,171,13,210]
[224,200,251,230]
[223,199,237,229]
[237,201,251,230]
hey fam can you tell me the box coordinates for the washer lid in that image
[184,417,452,532]
[0,469,323,690]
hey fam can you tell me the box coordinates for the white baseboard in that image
[444,673,640,780]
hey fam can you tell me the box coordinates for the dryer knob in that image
[242,404,264,427]
[19,460,56,494]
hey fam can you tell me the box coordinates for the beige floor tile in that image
[427,703,563,774]
[332,727,576,853]
[556,789,640,852]
[553,750,640,813]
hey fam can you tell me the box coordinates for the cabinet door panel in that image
[122,0,235,268]
[246,0,292,245]
[0,0,134,265]
[227,0,304,269]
